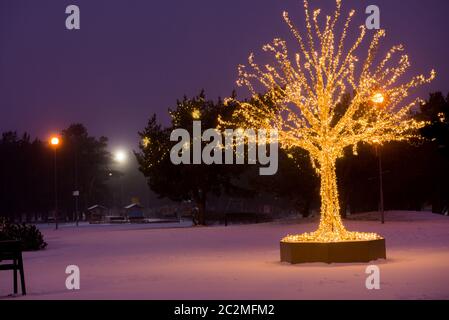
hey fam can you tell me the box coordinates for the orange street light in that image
[50,135,61,230]
[371,92,385,105]
[50,136,60,146]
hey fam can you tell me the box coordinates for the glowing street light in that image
[371,92,385,105]
[50,137,60,146]
[50,135,61,230]
[114,150,127,164]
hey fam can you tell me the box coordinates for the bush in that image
[0,219,47,251]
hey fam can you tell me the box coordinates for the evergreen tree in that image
[136,91,249,225]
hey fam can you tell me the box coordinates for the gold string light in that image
[142,137,151,148]
[222,0,435,243]
[192,109,201,120]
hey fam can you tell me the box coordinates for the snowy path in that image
[1,211,449,299]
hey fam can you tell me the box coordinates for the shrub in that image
[0,219,47,251]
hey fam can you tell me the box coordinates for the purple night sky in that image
[1,0,448,151]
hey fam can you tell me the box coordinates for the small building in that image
[124,203,145,223]
[87,205,108,224]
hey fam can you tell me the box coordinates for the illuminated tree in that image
[224,0,435,242]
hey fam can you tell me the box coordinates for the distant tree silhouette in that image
[418,92,449,213]
[0,124,112,222]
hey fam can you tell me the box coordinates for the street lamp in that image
[114,150,127,164]
[371,92,385,105]
[50,135,60,230]
[371,93,386,224]
[51,137,60,146]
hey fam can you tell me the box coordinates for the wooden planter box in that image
[280,238,386,264]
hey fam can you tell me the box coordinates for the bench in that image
[0,240,26,295]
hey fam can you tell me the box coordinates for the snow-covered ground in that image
[1,211,449,300]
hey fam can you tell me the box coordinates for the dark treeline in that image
[1,92,448,222]
[0,124,112,222]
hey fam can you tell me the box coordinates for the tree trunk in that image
[316,154,346,235]
[193,190,207,226]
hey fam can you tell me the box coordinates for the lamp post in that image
[50,136,60,230]
[73,141,80,227]
[114,150,127,207]
[375,145,385,224]
[371,93,386,224]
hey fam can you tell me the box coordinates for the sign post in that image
[73,190,80,227]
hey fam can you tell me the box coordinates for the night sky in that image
[1,0,448,151]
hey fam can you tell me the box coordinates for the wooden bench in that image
[0,240,26,295]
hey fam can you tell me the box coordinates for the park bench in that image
[0,240,26,295]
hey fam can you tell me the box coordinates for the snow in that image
[1,211,449,300]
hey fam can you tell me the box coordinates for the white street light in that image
[114,150,127,164]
